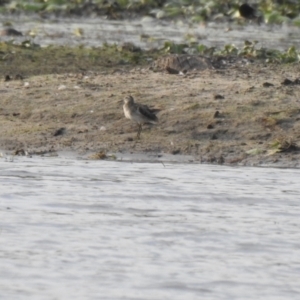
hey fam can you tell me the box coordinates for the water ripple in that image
[1,156,300,299]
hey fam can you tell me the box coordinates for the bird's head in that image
[123,95,134,105]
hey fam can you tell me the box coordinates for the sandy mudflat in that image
[1,62,300,167]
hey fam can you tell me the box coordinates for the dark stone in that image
[0,28,22,36]
[281,78,294,86]
[53,128,66,136]
[166,67,179,74]
[239,3,257,20]
[171,149,181,155]
[213,111,220,118]
[263,82,274,87]
[214,94,224,100]
[294,78,300,85]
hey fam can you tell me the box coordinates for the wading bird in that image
[123,95,160,139]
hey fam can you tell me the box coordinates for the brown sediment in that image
[1,54,300,166]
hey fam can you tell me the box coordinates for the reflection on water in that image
[1,156,300,299]
[1,16,300,50]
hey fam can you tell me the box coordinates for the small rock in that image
[14,149,26,156]
[179,70,187,75]
[53,128,65,137]
[166,67,179,74]
[263,82,274,87]
[214,94,224,100]
[239,3,256,19]
[213,111,220,118]
[58,85,67,90]
[281,78,293,86]
[0,28,22,36]
[77,129,88,133]
[171,149,181,155]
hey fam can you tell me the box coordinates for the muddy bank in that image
[1,58,300,167]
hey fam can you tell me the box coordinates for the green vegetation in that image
[0,41,160,76]
[1,0,300,25]
[1,38,300,78]
[162,40,300,63]
[269,136,298,154]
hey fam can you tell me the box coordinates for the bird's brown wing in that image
[138,105,159,123]
[149,107,161,114]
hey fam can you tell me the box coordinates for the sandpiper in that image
[123,95,159,139]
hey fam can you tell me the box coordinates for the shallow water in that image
[2,15,300,50]
[1,155,300,299]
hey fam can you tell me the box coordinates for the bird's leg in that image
[136,124,142,139]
